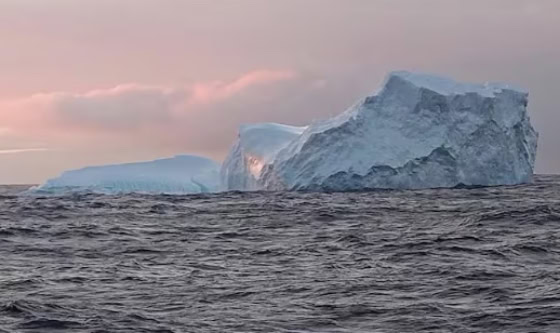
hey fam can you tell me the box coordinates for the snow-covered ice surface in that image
[221,123,306,191]
[32,155,220,194]
[225,71,538,191]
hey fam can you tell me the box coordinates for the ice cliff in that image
[34,155,220,194]
[223,71,538,191]
[221,123,306,191]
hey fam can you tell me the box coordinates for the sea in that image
[1,175,560,333]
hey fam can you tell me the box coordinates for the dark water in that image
[1,176,560,333]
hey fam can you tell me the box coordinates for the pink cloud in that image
[0,68,306,156]
[189,70,297,104]
[0,69,298,133]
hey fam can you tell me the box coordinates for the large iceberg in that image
[34,71,539,194]
[223,71,538,191]
[34,155,220,194]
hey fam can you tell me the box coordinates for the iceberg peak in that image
[385,70,527,98]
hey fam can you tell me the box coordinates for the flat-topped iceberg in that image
[34,155,220,194]
[224,71,538,191]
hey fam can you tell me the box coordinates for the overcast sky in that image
[0,0,558,184]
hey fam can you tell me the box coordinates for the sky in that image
[0,0,558,184]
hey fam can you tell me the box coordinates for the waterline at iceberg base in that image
[36,71,538,194]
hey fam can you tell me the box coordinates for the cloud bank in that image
[0,69,326,161]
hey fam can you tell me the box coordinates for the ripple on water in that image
[0,175,560,332]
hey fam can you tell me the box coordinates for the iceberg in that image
[34,155,220,194]
[34,71,539,194]
[224,71,538,191]
[221,123,306,191]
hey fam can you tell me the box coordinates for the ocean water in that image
[1,176,560,333]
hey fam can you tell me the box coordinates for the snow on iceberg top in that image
[236,122,306,161]
[387,71,527,97]
[33,155,220,194]
[239,122,306,136]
